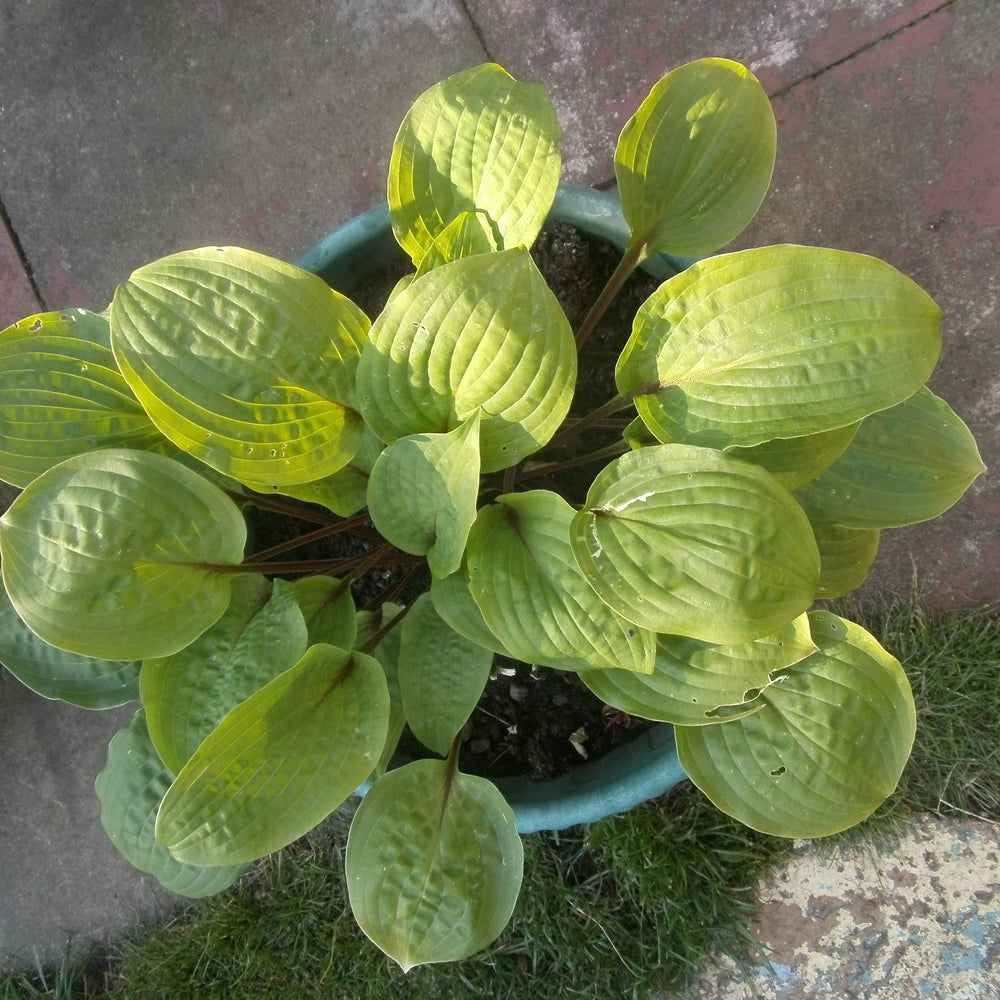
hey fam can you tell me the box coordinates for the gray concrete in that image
[0,0,998,992]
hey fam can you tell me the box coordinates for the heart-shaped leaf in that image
[615,58,776,259]
[398,594,493,757]
[111,247,370,487]
[96,710,247,897]
[156,644,389,866]
[346,759,523,970]
[0,449,245,660]
[813,526,881,600]
[581,614,816,726]
[389,63,560,264]
[0,583,140,709]
[570,445,819,643]
[0,309,164,488]
[465,490,655,673]
[357,249,575,472]
[367,412,481,578]
[676,611,916,837]
[616,246,942,449]
[794,387,985,529]
[141,575,309,774]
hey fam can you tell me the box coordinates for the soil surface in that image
[246,220,664,782]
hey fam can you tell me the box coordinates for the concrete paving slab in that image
[0,218,39,329]
[0,0,487,314]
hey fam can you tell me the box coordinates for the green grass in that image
[4,597,999,999]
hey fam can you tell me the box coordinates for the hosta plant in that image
[0,59,984,969]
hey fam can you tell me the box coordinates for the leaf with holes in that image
[357,249,575,472]
[676,611,916,837]
[570,445,819,643]
[156,644,389,866]
[346,759,523,970]
[465,490,655,673]
[616,57,776,258]
[389,63,560,265]
[111,247,370,487]
[616,246,942,450]
[0,449,245,660]
[581,614,816,726]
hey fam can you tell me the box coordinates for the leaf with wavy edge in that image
[794,387,985,529]
[616,246,942,450]
[0,309,162,487]
[466,490,655,674]
[389,63,560,265]
[357,249,575,472]
[0,449,245,660]
[111,247,370,487]
[346,759,523,970]
[616,58,776,259]
[676,611,916,837]
[570,445,819,644]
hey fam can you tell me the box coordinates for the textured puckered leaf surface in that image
[615,58,776,258]
[616,246,942,449]
[367,413,481,577]
[581,614,816,726]
[156,644,389,866]
[465,490,655,674]
[570,445,820,644]
[0,449,245,660]
[794,387,985,529]
[110,247,370,487]
[0,309,162,487]
[346,759,523,970]
[389,63,560,264]
[676,611,916,837]
[141,576,309,774]
[96,711,246,897]
[0,583,139,709]
[357,249,575,472]
[398,594,493,757]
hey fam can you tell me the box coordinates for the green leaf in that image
[357,249,575,472]
[289,575,357,649]
[581,614,816,726]
[570,445,819,643]
[346,759,523,970]
[616,245,942,449]
[0,309,163,487]
[368,413,481,578]
[676,611,916,837]
[399,594,493,757]
[0,583,139,709]
[465,490,656,673]
[814,526,881,600]
[429,558,513,655]
[156,644,389,866]
[110,247,370,487]
[141,575,309,774]
[0,449,245,660]
[389,63,560,265]
[96,710,246,897]
[615,58,776,258]
[794,387,985,529]
[413,211,500,275]
[356,603,407,779]
[726,424,859,491]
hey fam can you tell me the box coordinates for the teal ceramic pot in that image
[296,183,690,834]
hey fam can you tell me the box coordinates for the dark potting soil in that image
[245,219,663,782]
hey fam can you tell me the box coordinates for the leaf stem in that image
[574,240,647,350]
[247,511,375,563]
[519,439,630,482]
[547,392,636,451]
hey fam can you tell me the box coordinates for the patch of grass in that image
[4,597,998,999]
